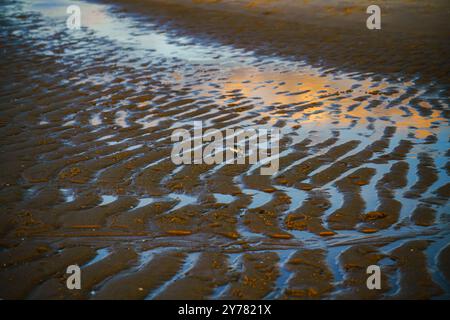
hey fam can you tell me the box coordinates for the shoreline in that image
[97,0,450,84]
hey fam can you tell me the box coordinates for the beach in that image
[0,0,449,299]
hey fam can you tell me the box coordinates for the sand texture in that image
[0,0,449,299]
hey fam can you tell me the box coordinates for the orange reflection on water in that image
[202,65,445,135]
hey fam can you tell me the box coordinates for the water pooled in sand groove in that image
[0,0,449,299]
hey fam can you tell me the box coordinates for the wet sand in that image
[0,0,449,299]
